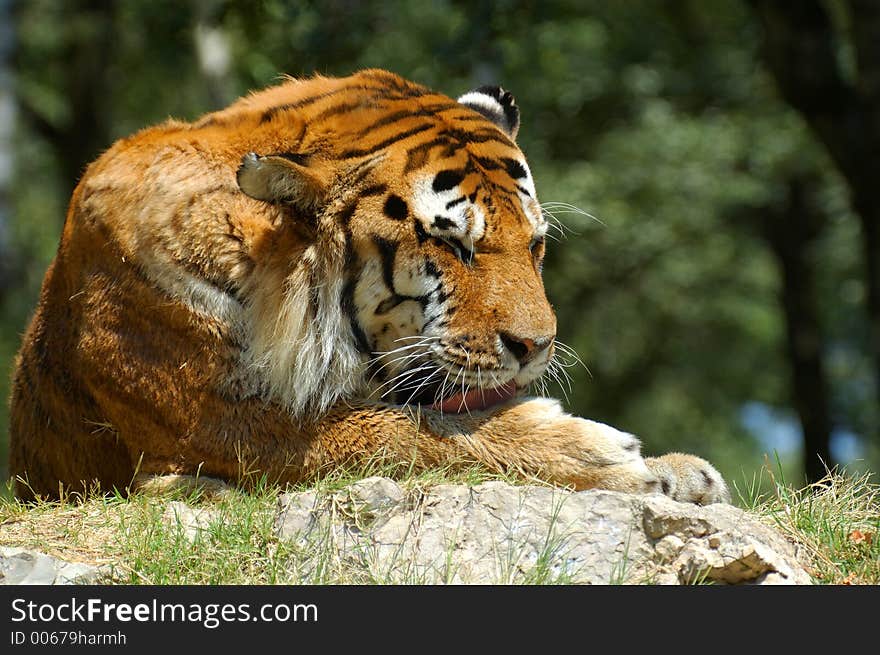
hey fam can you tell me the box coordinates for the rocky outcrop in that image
[0,478,812,585]
[0,547,107,585]
[274,477,811,584]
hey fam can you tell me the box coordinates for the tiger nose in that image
[499,333,553,365]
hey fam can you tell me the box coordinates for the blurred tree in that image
[0,0,17,301]
[749,0,880,416]
[13,0,116,196]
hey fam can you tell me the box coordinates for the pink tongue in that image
[431,382,517,413]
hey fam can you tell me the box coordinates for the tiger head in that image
[234,70,556,416]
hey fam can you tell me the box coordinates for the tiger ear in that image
[236,152,327,211]
[457,86,520,140]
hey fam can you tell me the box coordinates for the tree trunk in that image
[748,0,880,418]
[760,176,833,482]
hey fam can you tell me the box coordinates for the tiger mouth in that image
[430,381,518,413]
[394,374,519,413]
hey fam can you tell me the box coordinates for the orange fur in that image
[8,70,728,503]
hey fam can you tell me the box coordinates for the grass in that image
[733,460,880,585]
[1,461,877,585]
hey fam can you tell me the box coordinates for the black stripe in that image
[340,123,435,159]
[312,100,375,123]
[176,195,242,297]
[516,184,532,197]
[373,236,398,292]
[272,152,309,165]
[259,84,395,124]
[356,109,418,136]
[376,294,405,314]
[422,314,445,330]
[345,155,381,185]
[424,259,442,279]
[355,102,459,137]
[337,200,359,226]
[502,157,528,179]
[441,127,516,149]
[401,131,517,175]
[403,137,448,173]
[495,194,517,216]
[472,155,503,171]
[341,279,372,355]
[445,196,466,210]
[433,215,456,230]
[433,169,466,192]
[361,183,389,197]
[358,70,428,96]
[414,220,431,244]
[376,289,430,315]
[371,236,431,315]
[343,227,356,270]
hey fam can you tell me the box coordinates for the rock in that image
[274,477,811,585]
[0,547,106,585]
[161,501,218,541]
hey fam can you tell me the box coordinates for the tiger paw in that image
[489,398,661,494]
[644,453,731,505]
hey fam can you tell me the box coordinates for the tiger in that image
[7,69,729,505]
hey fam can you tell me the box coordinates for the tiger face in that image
[236,71,556,414]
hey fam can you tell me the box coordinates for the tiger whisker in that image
[366,341,437,383]
[542,359,570,402]
[452,365,471,416]
[552,359,574,394]
[400,368,444,407]
[376,363,437,398]
[552,339,591,378]
[369,347,430,370]
[391,335,443,344]
[433,367,454,417]
[373,340,439,357]
[366,350,428,385]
